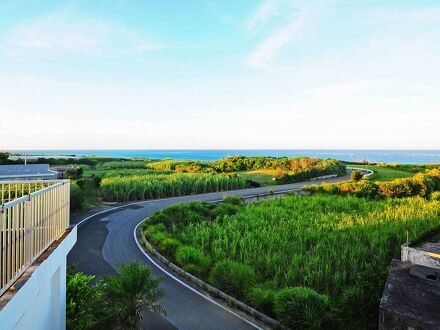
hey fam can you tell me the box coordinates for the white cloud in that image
[245,0,307,70]
[246,15,304,69]
[246,0,280,30]
[1,13,165,56]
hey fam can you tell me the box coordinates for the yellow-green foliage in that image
[147,160,207,171]
[96,161,151,170]
[100,173,249,202]
[310,169,440,199]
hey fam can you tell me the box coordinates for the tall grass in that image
[101,173,249,202]
[96,161,151,170]
[143,194,440,328]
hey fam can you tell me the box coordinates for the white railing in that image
[0,180,70,296]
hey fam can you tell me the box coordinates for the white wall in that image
[0,227,77,330]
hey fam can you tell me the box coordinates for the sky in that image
[1,0,440,150]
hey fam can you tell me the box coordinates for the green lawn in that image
[237,170,277,186]
[353,165,414,181]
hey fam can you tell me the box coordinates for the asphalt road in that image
[68,173,351,330]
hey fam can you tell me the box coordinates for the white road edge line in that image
[133,219,262,330]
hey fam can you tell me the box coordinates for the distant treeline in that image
[147,156,346,180]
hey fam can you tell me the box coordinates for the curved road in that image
[68,174,351,330]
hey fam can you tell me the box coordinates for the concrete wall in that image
[401,244,440,269]
[0,227,77,330]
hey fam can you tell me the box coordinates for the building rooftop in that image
[0,164,58,180]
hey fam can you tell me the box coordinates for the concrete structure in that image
[380,236,440,329]
[0,228,77,330]
[0,180,75,330]
[0,164,58,180]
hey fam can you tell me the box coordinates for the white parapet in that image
[0,226,77,330]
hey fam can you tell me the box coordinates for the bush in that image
[175,246,211,275]
[351,170,363,181]
[211,203,240,220]
[311,170,440,199]
[70,183,84,211]
[158,238,181,257]
[66,167,83,180]
[431,191,440,201]
[223,195,244,206]
[247,287,276,317]
[274,287,335,329]
[208,260,256,299]
[75,178,85,189]
[66,271,102,330]
[94,175,102,187]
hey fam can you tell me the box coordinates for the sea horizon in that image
[5,149,440,164]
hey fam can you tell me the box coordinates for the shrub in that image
[274,287,334,329]
[70,183,84,211]
[208,260,256,299]
[223,195,244,206]
[354,180,379,198]
[311,170,440,199]
[431,191,440,201]
[75,178,85,189]
[66,167,82,180]
[175,246,211,274]
[211,203,240,220]
[66,271,102,330]
[159,238,181,257]
[247,287,276,317]
[94,175,102,187]
[351,170,363,181]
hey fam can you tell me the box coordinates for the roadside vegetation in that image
[66,263,165,330]
[59,155,346,209]
[306,169,440,199]
[139,169,440,329]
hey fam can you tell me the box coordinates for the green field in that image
[141,194,440,329]
[352,165,414,181]
[236,170,276,186]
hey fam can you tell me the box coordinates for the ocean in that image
[7,150,440,164]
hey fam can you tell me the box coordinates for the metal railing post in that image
[24,200,32,267]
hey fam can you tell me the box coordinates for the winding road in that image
[68,173,353,330]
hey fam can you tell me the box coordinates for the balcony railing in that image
[0,180,70,296]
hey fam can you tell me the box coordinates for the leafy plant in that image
[351,170,363,181]
[273,287,335,329]
[208,260,256,299]
[99,263,166,329]
[66,271,102,330]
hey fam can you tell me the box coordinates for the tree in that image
[99,263,166,329]
[0,152,10,164]
[351,170,363,182]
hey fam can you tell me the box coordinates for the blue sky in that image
[1,0,440,149]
